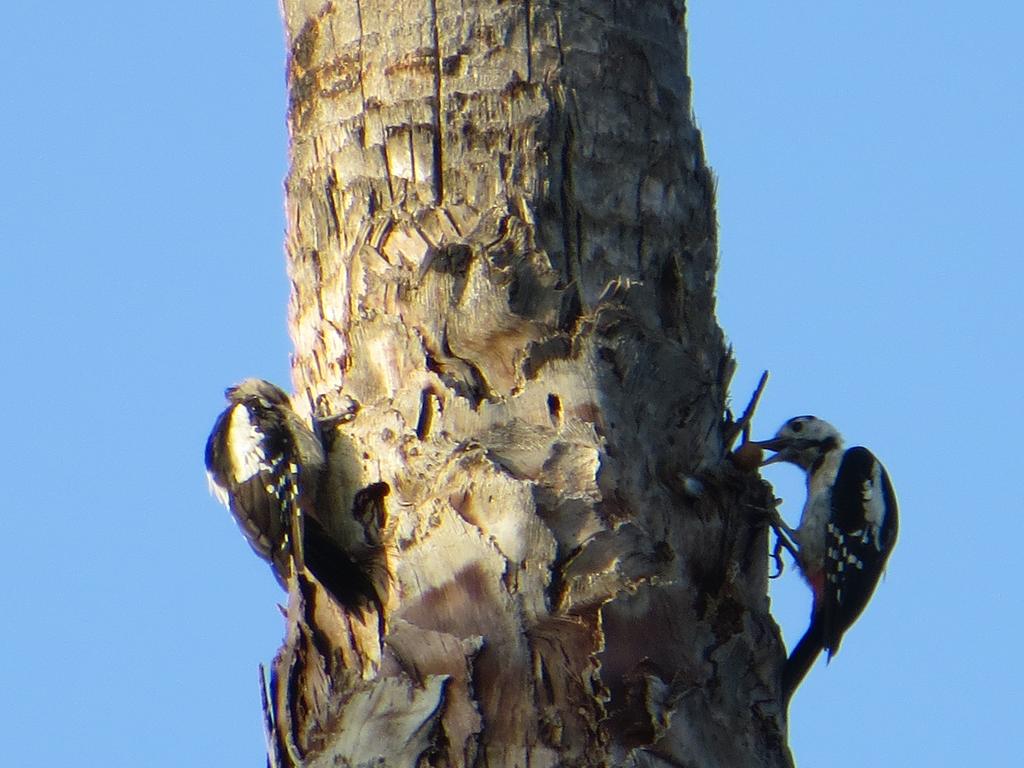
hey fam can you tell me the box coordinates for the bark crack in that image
[309,247,326,322]
[428,0,445,204]
[353,0,394,204]
[524,0,534,82]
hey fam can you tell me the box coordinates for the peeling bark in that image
[264,1,793,766]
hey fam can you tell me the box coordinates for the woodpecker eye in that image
[791,421,804,433]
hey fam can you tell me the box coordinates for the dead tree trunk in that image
[267,1,791,765]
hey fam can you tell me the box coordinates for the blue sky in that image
[1,2,1019,766]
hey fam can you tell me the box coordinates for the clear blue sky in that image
[1,2,1019,766]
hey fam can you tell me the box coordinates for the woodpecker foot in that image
[767,506,799,578]
[770,534,800,579]
[744,498,799,577]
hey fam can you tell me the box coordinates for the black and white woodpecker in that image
[205,378,378,610]
[753,416,898,704]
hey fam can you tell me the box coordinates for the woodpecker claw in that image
[746,498,799,577]
[767,505,800,577]
[770,537,786,579]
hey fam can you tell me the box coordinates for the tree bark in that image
[266,1,791,765]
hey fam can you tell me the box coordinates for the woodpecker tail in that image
[782,619,824,707]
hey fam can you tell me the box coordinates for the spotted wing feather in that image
[821,446,898,656]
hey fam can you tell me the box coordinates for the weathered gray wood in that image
[268,1,791,765]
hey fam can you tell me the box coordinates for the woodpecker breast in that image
[796,447,845,579]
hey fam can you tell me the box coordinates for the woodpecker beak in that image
[748,438,788,466]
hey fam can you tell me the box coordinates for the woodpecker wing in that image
[821,446,899,656]
[205,400,294,579]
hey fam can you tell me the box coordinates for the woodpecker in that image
[753,416,898,704]
[205,379,379,611]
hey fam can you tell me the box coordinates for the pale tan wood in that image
[265,1,792,766]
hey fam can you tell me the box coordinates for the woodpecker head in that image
[752,416,843,470]
[225,378,291,407]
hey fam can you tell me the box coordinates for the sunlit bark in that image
[265,1,791,766]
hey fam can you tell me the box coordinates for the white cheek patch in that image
[228,405,266,483]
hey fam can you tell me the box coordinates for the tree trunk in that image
[266,1,791,766]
